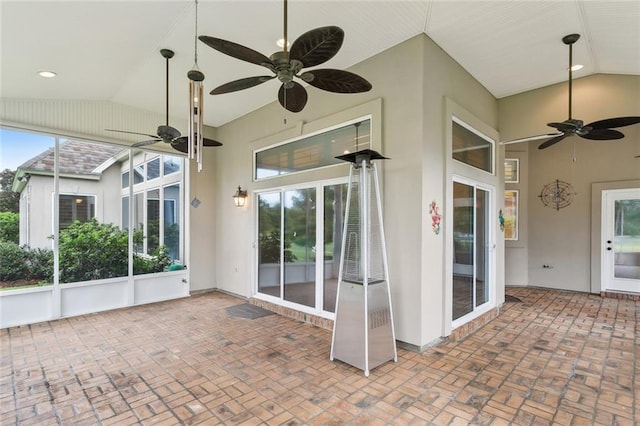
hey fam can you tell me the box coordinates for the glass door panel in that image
[476,188,489,306]
[453,182,474,320]
[283,188,316,308]
[323,183,347,312]
[258,192,282,297]
[603,189,640,293]
[452,181,491,322]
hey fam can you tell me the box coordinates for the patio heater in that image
[330,149,397,376]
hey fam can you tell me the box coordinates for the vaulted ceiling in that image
[1,1,638,128]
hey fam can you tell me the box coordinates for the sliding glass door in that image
[452,180,492,322]
[257,181,347,314]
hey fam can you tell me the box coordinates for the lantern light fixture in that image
[233,186,248,207]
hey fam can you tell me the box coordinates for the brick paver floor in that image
[1,287,638,425]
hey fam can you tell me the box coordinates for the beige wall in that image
[499,74,640,292]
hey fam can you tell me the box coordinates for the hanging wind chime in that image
[187,0,205,172]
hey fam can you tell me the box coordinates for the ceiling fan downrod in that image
[562,33,579,121]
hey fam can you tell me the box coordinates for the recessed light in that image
[38,71,57,78]
[569,64,583,72]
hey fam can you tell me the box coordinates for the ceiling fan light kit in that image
[198,0,372,113]
[501,33,640,150]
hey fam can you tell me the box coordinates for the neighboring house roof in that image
[20,140,123,176]
[12,140,124,192]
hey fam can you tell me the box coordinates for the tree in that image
[0,212,19,243]
[0,169,20,213]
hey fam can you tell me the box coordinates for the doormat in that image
[225,303,275,319]
[505,295,523,303]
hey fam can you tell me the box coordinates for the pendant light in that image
[187,0,205,172]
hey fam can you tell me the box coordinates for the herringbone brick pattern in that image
[1,287,637,425]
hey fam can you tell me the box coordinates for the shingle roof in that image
[19,140,123,176]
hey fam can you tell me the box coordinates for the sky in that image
[0,128,55,171]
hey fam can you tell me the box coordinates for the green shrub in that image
[259,230,296,263]
[0,242,53,283]
[133,245,172,275]
[58,219,129,282]
[24,247,54,282]
[58,219,170,282]
[0,241,28,281]
[0,211,19,244]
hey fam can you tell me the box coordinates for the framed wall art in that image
[504,158,519,183]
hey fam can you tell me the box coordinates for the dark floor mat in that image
[225,303,275,319]
[505,295,523,303]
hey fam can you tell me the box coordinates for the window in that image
[163,155,181,175]
[121,154,184,262]
[59,194,95,229]
[452,117,494,174]
[147,157,160,180]
[122,171,129,188]
[255,119,370,179]
[133,163,144,184]
[163,183,181,259]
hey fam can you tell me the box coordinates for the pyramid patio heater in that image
[330,149,397,376]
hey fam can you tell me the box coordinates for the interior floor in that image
[2,287,636,425]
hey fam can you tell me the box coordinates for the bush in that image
[0,241,28,281]
[58,219,171,282]
[58,219,129,282]
[0,241,53,283]
[259,230,296,263]
[0,212,19,244]
[133,245,172,275]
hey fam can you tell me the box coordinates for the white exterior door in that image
[602,188,640,293]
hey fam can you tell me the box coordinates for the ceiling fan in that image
[106,49,222,153]
[198,0,372,113]
[502,34,640,150]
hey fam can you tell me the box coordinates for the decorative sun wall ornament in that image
[499,209,505,232]
[538,179,576,210]
[429,200,441,235]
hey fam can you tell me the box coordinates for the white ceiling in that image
[1,1,639,128]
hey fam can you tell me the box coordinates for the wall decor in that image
[504,158,519,183]
[429,200,441,235]
[538,179,575,210]
[504,190,519,239]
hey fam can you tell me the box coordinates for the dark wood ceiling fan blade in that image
[171,137,223,153]
[290,26,344,68]
[301,69,372,93]
[131,139,162,148]
[199,36,274,69]
[210,76,275,95]
[538,134,567,149]
[586,116,640,130]
[278,81,307,112]
[580,129,624,140]
[105,129,159,139]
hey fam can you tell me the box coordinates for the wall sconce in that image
[233,186,248,207]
